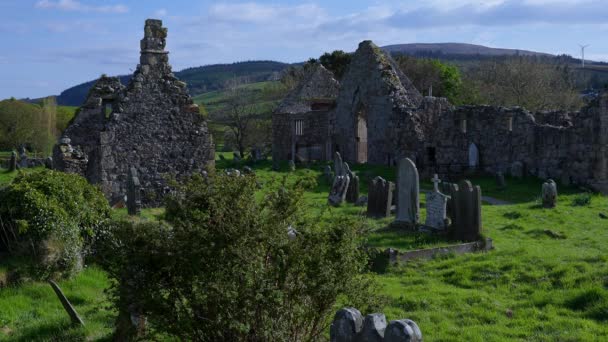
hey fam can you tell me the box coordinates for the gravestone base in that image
[390,220,418,231]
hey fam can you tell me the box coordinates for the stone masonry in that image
[273,39,608,194]
[53,19,215,206]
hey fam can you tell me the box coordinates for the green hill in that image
[56,61,289,106]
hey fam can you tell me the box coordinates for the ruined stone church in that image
[54,19,215,206]
[273,40,608,194]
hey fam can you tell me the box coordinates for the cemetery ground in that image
[0,155,607,340]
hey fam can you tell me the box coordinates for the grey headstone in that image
[9,151,17,172]
[468,143,479,170]
[233,151,241,162]
[287,225,297,241]
[328,175,350,206]
[496,171,506,188]
[542,179,557,208]
[243,166,254,175]
[324,165,334,184]
[330,308,363,342]
[355,195,368,207]
[45,157,53,169]
[367,176,394,218]
[358,313,387,342]
[334,152,345,176]
[510,161,524,178]
[127,167,142,216]
[18,147,28,168]
[394,158,419,227]
[425,175,448,230]
[344,163,360,203]
[288,160,296,172]
[384,319,422,342]
[452,180,482,242]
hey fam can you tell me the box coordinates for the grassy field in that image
[1,155,607,340]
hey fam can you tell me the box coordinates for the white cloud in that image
[155,8,168,18]
[35,0,128,14]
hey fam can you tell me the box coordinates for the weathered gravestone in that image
[328,174,350,206]
[330,307,363,342]
[367,177,394,218]
[468,143,479,170]
[542,179,557,208]
[288,160,296,172]
[334,152,345,176]
[451,180,482,242]
[510,161,524,178]
[359,313,387,342]
[344,163,360,203]
[394,158,419,228]
[425,174,448,231]
[18,146,28,168]
[44,157,53,169]
[233,152,241,162]
[496,171,506,189]
[324,165,333,184]
[9,151,17,171]
[127,167,142,216]
[384,319,423,342]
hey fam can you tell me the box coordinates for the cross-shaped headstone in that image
[431,174,441,192]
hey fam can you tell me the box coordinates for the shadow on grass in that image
[12,321,86,342]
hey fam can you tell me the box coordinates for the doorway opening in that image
[355,105,368,163]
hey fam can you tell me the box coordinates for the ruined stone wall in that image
[425,95,608,192]
[272,110,332,161]
[54,19,215,206]
[333,41,424,165]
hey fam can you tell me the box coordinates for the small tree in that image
[319,50,352,79]
[396,56,464,104]
[100,174,378,341]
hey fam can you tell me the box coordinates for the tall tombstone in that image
[9,151,17,172]
[452,180,482,242]
[344,163,360,203]
[127,167,142,216]
[394,158,419,228]
[468,143,479,170]
[542,179,557,208]
[425,174,448,231]
[334,152,345,177]
[367,176,394,218]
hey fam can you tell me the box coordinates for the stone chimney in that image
[140,19,169,67]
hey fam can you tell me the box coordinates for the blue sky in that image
[1,0,607,100]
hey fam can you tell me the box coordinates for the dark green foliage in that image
[319,50,352,79]
[395,56,464,104]
[0,170,110,279]
[571,193,592,206]
[100,174,377,341]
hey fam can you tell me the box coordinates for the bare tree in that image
[468,57,582,111]
[224,80,261,158]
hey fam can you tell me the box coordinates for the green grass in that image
[0,265,114,341]
[1,154,607,340]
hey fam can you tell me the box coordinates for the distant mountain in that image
[381,43,553,58]
[56,61,290,106]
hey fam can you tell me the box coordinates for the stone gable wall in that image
[54,19,214,206]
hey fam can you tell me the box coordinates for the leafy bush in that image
[100,174,378,341]
[0,169,110,279]
[572,193,592,206]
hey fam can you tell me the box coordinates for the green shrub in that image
[0,169,110,279]
[572,193,593,206]
[100,174,378,341]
